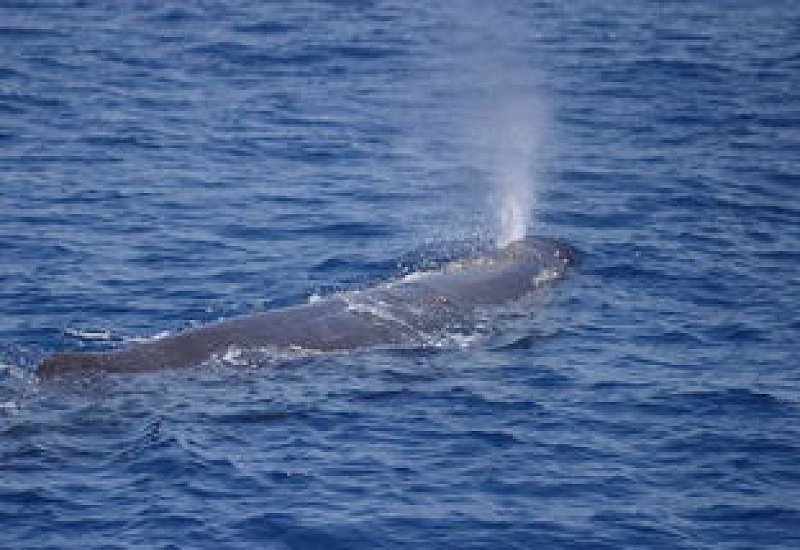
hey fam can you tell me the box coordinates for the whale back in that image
[357,237,573,311]
[37,237,574,378]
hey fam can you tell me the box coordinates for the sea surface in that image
[1,1,798,548]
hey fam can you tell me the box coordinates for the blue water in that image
[2,1,798,548]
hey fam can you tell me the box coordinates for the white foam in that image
[65,328,112,340]
[125,331,173,343]
[1,363,26,380]
[533,268,560,286]
[0,400,19,415]
[206,344,322,368]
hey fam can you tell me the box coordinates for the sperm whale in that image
[37,236,573,378]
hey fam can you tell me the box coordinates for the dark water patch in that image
[80,133,161,150]
[185,41,328,70]
[228,512,366,550]
[322,44,405,61]
[491,330,559,350]
[0,91,65,110]
[0,25,62,40]
[216,223,293,242]
[349,387,414,403]
[203,408,294,425]
[687,505,800,548]
[590,511,691,550]
[143,5,206,24]
[649,387,794,418]
[0,66,24,80]
[295,221,396,238]
[656,429,799,463]
[690,504,800,524]
[233,20,297,35]
[263,194,329,207]
[617,57,738,86]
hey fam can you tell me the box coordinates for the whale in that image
[37,236,573,378]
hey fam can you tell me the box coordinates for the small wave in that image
[65,328,113,341]
[124,331,174,344]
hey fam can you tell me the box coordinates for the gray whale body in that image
[37,237,573,378]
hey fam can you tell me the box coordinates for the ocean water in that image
[1,1,798,548]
